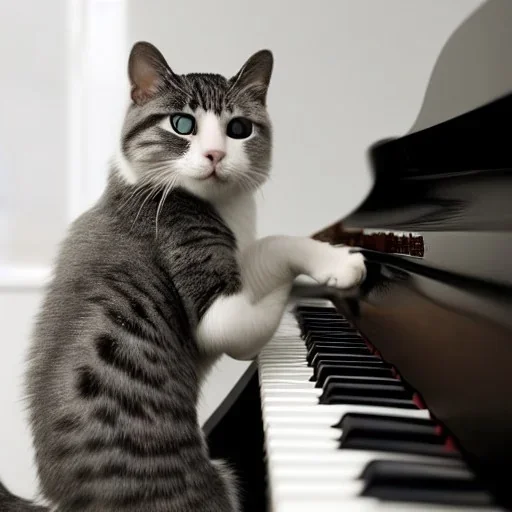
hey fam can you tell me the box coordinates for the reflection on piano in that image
[205,1,512,510]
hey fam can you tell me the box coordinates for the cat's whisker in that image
[130,184,162,231]
[236,173,261,192]
[240,177,257,193]
[117,180,152,213]
[155,174,179,238]
[145,161,173,170]
[120,171,165,208]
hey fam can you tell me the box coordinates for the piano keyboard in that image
[258,299,503,512]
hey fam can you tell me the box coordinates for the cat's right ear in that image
[128,42,173,106]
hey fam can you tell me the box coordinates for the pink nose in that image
[204,150,226,165]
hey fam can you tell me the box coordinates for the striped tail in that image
[0,481,49,511]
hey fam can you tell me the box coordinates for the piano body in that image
[205,1,512,510]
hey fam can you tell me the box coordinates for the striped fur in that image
[1,42,274,511]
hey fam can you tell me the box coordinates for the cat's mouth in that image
[198,169,226,182]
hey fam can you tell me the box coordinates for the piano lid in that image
[409,0,512,134]
[337,0,512,231]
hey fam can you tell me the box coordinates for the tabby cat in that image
[0,42,366,511]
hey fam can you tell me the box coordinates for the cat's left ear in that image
[128,41,174,106]
[230,50,273,104]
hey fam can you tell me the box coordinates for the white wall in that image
[0,0,68,266]
[0,0,68,500]
[1,0,486,500]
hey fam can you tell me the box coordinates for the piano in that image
[205,1,512,510]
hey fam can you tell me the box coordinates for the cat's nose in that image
[204,150,226,165]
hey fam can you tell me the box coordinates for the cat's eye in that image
[170,113,196,135]
[226,117,253,139]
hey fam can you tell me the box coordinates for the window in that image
[0,0,127,287]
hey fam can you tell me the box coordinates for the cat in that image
[0,42,366,511]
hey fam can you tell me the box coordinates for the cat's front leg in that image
[240,235,366,301]
[196,282,292,361]
[196,236,366,360]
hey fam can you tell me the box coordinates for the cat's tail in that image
[0,480,49,511]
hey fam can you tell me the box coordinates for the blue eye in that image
[170,114,195,135]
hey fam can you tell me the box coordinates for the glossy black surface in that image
[205,363,267,512]
[332,91,512,506]
[346,91,512,231]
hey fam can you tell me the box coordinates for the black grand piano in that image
[205,1,512,510]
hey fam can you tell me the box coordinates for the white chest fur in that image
[197,193,256,382]
[213,192,257,254]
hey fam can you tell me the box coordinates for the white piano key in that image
[264,404,431,421]
[269,453,464,479]
[267,449,465,477]
[277,499,500,512]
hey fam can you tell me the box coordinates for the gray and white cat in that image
[0,42,365,511]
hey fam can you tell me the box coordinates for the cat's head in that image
[117,42,273,202]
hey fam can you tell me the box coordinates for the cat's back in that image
[26,203,165,412]
[23,201,234,511]
[27,198,195,389]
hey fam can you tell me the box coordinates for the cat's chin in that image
[180,174,233,203]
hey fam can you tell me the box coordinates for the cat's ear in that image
[230,50,273,104]
[128,41,174,106]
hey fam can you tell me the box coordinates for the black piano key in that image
[296,309,340,316]
[298,316,348,325]
[297,316,343,326]
[302,327,357,338]
[306,337,362,347]
[307,344,370,365]
[303,330,358,340]
[295,305,338,312]
[300,318,351,326]
[340,413,437,438]
[298,314,349,322]
[301,324,355,335]
[307,342,369,353]
[307,339,367,347]
[295,305,337,314]
[306,333,364,342]
[307,343,368,355]
[311,353,383,368]
[323,395,418,409]
[320,377,402,402]
[307,340,367,349]
[300,322,353,331]
[361,460,494,506]
[305,332,361,341]
[332,412,435,430]
[346,437,459,458]
[314,363,394,386]
[299,315,350,323]
[308,338,367,346]
[335,413,459,458]
[325,376,400,395]
[320,382,411,402]
[305,334,362,348]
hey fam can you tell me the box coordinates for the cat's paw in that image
[311,246,366,289]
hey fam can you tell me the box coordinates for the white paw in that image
[311,246,366,289]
